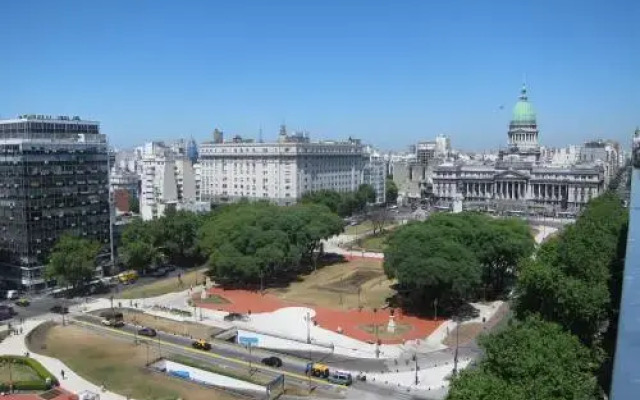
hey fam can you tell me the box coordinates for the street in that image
[71,314,435,399]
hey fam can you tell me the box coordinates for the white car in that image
[101,319,124,327]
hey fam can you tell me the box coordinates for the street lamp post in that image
[306,312,311,344]
[453,316,460,376]
[414,353,419,385]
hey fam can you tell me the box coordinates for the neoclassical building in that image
[433,85,605,212]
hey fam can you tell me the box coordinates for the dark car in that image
[162,264,177,272]
[224,312,249,322]
[50,305,69,314]
[149,268,167,278]
[138,327,157,337]
[261,356,283,368]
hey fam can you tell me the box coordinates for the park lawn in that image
[28,324,240,400]
[343,220,375,235]
[267,258,394,310]
[354,232,390,252]
[117,268,207,300]
[0,362,41,383]
[120,309,222,339]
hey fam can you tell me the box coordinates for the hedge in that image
[0,355,59,390]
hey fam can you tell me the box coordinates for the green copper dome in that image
[511,84,536,124]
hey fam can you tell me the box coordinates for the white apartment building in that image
[140,142,198,220]
[197,127,364,205]
[362,145,386,204]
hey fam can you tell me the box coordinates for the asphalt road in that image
[72,314,431,399]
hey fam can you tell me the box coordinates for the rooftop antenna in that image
[258,125,263,143]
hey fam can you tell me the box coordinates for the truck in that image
[305,362,330,378]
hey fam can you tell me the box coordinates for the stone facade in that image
[433,85,607,212]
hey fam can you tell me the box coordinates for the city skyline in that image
[2,1,638,150]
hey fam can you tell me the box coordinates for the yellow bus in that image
[118,270,139,285]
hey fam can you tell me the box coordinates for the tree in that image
[300,190,343,214]
[198,202,343,285]
[46,234,101,290]
[448,316,599,400]
[120,218,163,272]
[385,178,398,204]
[384,223,482,310]
[154,209,204,267]
[128,194,140,214]
[368,207,392,235]
[515,193,627,345]
[356,184,376,207]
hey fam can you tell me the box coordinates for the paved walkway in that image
[0,317,126,400]
[197,287,443,345]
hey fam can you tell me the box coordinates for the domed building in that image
[502,84,541,162]
[432,84,606,214]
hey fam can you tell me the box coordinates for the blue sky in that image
[1,0,638,151]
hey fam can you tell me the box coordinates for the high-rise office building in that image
[0,114,111,290]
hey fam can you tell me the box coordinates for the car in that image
[192,339,212,351]
[327,371,353,386]
[15,298,30,307]
[149,268,167,278]
[261,356,283,368]
[101,318,125,327]
[50,305,69,314]
[138,327,157,337]
[224,312,248,322]
[162,264,177,272]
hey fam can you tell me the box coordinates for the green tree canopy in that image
[120,218,163,272]
[385,178,398,204]
[385,212,534,307]
[448,316,599,400]
[384,222,482,308]
[198,202,343,284]
[46,234,101,289]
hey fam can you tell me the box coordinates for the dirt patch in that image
[267,258,394,309]
[27,323,241,400]
[314,270,381,293]
[120,309,222,339]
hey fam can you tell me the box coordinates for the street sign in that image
[238,336,259,346]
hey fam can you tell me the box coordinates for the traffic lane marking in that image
[73,319,339,387]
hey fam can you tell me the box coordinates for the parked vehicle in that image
[50,305,69,314]
[224,312,248,322]
[118,270,139,285]
[306,362,330,378]
[138,327,157,337]
[101,318,125,327]
[15,298,30,307]
[192,339,212,351]
[328,371,353,386]
[149,268,167,278]
[261,356,283,368]
[0,305,16,320]
[6,290,19,300]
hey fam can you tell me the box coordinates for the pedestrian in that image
[60,369,65,380]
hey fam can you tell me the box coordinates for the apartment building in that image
[197,126,364,205]
[139,142,200,220]
[362,145,386,204]
[0,115,111,290]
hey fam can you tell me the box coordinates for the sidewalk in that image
[0,317,126,400]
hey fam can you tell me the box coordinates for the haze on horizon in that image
[1,0,638,151]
